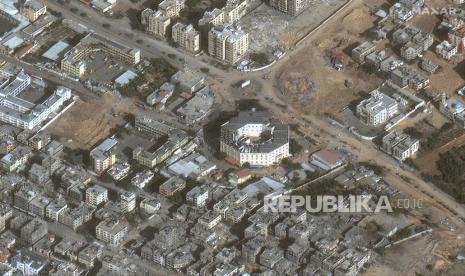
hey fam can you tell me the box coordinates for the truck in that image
[240,80,251,88]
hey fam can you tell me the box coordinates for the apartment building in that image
[186,185,209,206]
[140,198,161,214]
[20,218,48,244]
[390,65,429,90]
[380,56,403,72]
[356,89,398,126]
[96,218,128,246]
[351,41,376,64]
[28,195,50,217]
[172,23,200,52]
[89,137,117,175]
[208,24,249,64]
[28,132,51,150]
[448,25,465,52]
[14,186,39,211]
[159,177,186,197]
[400,42,422,61]
[382,131,419,161]
[269,0,308,16]
[10,250,47,276]
[1,145,32,172]
[85,185,108,206]
[389,2,414,22]
[134,115,172,137]
[58,203,96,230]
[436,40,457,60]
[120,191,136,213]
[141,9,171,38]
[223,0,248,23]
[22,0,47,22]
[158,0,185,17]
[0,203,12,232]
[45,198,67,222]
[199,8,224,27]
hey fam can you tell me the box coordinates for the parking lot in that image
[86,51,128,84]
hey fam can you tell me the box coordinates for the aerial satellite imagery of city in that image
[0,0,464,275]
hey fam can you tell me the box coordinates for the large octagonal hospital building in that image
[220,110,290,167]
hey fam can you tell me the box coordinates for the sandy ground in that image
[45,94,134,149]
[277,4,385,118]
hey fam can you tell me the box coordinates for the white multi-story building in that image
[96,218,128,246]
[0,71,72,130]
[186,185,209,206]
[208,24,249,64]
[220,110,290,167]
[436,40,457,60]
[198,210,222,229]
[172,23,200,52]
[382,131,419,161]
[1,145,32,172]
[199,8,225,27]
[199,0,247,27]
[140,198,161,214]
[86,185,108,206]
[356,89,398,126]
[22,0,47,21]
[158,0,185,17]
[10,250,48,276]
[141,9,171,38]
[223,0,248,23]
[269,0,308,16]
[45,198,67,222]
[389,2,414,22]
[90,137,117,175]
[120,191,136,213]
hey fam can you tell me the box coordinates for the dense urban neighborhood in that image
[0,0,464,275]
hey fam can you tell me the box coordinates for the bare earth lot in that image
[45,94,135,149]
[277,4,384,118]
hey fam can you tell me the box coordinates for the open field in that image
[45,94,135,149]
[277,4,384,118]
